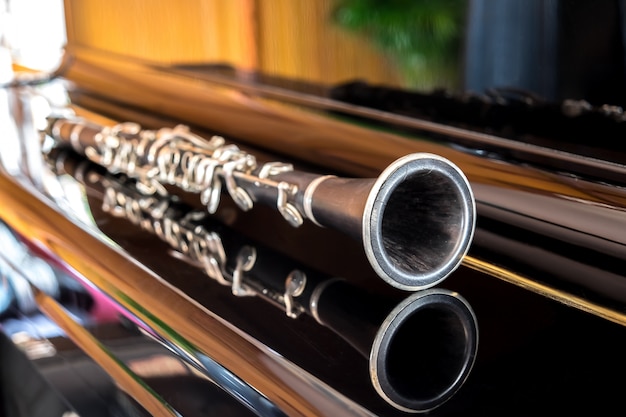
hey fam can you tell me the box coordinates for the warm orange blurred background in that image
[64,0,404,86]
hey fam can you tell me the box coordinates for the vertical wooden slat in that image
[257,0,401,85]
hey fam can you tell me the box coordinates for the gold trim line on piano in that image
[463,256,626,327]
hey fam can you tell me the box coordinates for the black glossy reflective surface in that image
[0,82,624,415]
[4,1,626,415]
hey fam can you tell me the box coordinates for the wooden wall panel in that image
[64,0,256,66]
[63,0,400,85]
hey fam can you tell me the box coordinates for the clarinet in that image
[45,115,475,291]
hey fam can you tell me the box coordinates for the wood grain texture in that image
[63,0,401,85]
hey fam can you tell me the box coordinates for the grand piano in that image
[2,1,626,416]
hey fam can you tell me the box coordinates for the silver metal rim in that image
[362,153,476,291]
[369,288,479,413]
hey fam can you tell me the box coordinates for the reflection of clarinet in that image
[45,115,475,292]
[51,150,478,413]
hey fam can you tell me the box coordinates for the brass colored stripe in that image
[464,255,626,327]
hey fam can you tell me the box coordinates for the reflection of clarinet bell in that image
[309,280,478,413]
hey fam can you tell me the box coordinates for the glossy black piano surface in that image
[2,1,626,416]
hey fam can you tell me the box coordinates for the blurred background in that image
[3,0,626,106]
